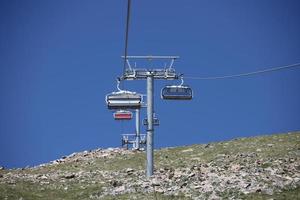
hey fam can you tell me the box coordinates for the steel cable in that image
[123,0,131,76]
[184,62,300,80]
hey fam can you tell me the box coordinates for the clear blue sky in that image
[1,0,299,168]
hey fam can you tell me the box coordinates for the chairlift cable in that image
[184,62,300,80]
[122,0,131,81]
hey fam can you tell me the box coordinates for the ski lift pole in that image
[146,74,154,177]
[135,108,140,149]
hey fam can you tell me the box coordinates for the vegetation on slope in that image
[0,131,299,199]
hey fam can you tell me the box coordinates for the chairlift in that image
[113,110,133,120]
[161,77,193,100]
[106,79,142,109]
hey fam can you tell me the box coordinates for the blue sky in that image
[0,0,299,168]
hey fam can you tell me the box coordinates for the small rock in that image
[151,179,160,186]
[141,182,150,189]
[193,184,201,189]
[115,185,125,193]
[263,188,274,195]
[217,154,226,158]
[182,148,194,153]
[64,173,75,179]
[209,191,221,200]
[168,172,174,179]
[126,168,134,175]
[256,149,262,152]
[267,144,274,147]
[40,175,48,180]
[159,168,165,173]
[156,188,164,193]
[111,180,122,187]
[180,181,188,188]
[231,164,241,172]
[256,160,262,164]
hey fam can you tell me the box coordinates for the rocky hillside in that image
[0,131,299,200]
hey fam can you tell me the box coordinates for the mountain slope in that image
[1,131,299,199]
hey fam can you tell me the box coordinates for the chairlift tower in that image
[120,55,181,177]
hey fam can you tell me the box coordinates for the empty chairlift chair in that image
[106,90,142,110]
[113,110,133,120]
[161,77,193,100]
[161,85,193,100]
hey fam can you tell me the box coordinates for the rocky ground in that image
[0,131,299,199]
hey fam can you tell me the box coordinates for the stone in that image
[181,148,194,153]
[180,181,188,188]
[231,164,241,171]
[115,185,125,193]
[111,180,122,187]
[64,173,75,179]
[209,191,221,200]
[40,175,48,180]
[126,168,134,175]
[156,188,164,193]
[159,168,165,173]
[168,172,174,179]
[151,179,160,186]
[173,170,184,178]
[256,188,262,192]
[263,188,274,195]
[193,184,201,189]
[217,154,226,158]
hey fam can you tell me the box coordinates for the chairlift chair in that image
[161,78,193,100]
[106,79,143,109]
[113,110,133,120]
[106,91,142,109]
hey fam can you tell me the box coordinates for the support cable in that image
[184,62,300,80]
[123,0,131,77]
[119,0,131,146]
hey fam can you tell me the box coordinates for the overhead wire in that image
[119,1,300,83]
[184,62,300,80]
[122,0,131,77]
[121,0,131,135]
